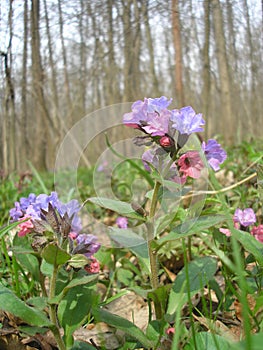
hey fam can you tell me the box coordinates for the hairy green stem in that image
[147,181,162,319]
[49,265,66,350]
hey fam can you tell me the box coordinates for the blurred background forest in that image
[0,0,262,173]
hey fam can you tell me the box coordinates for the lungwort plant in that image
[1,96,263,349]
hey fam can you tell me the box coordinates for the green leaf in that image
[232,228,263,266]
[116,268,134,285]
[68,254,90,269]
[148,285,171,318]
[41,243,71,266]
[40,260,54,276]
[92,307,155,348]
[12,235,40,281]
[0,221,25,239]
[0,286,51,327]
[58,284,97,348]
[50,274,98,304]
[18,325,49,336]
[173,256,217,293]
[154,212,176,236]
[108,227,151,273]
[72,341,97,349]
[158,215,226,244]
[130,243,150,274]
[108,227,146,248]
[87,197,146,220]
[232,332,263,350]
[184,332,232,350]
[26,296,47,310]
[146,320,164,343]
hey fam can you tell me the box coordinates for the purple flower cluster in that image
[123,96,227,182]
[123,96,172,136]
[10,191,82,234]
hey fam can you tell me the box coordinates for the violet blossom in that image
[73,233,101,258]
[116,216,128,229]
[123,97,172,136]
[202,139,227,171]
[220,208,257,237]
[234,208,256,227]
[171,106,205,135]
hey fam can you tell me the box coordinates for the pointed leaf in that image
[232,228,263,266]
[58,284,97,348]
[108,227,146,248]
[87,197,146,220]
[173,256,217,293]
[68,254,90,269]
[41,242,71,266]
[0,220,26,239]
[92,307,155,348]
[158,215,226,244]
[184,332,232,350]
[0,286,51,327]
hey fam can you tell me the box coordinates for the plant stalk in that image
[147,180,162,319]
[49,265,66,350]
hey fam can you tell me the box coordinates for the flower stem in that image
[49,265,66,350]
[147,180,162,319]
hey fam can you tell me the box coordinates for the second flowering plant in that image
[2,191,101,350]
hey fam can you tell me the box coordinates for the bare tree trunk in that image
[31,0,58,169]
[202,0,211,139]
[1,0,16,173]
[106,0,121,104]
[78,0,87,114]
[21,0,29,170]
[141,0,159,96]
[43,0,60,130]
[122,0,142,101]
[172,0,185,106]
[212,0,234,143]
[243,0,258,136]
[58,0,72,125]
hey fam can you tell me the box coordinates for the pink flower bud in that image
[18,216,34,237]
[166,327,175,335]
[251,225,263,243]
[85,256,100,274]
[160,136,172,148]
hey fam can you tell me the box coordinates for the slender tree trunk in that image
[142,0,159,96]
[1,0,16,173]
[21,0,29,169]
[212,0,234,143]
[243,0,257,136]
[78,0,87,114]
[172,0,185,106]
[58,0,72,125]
[31,0,57,169]
[43,0,60,131]
[122,0,142,101]
[122,0,133,101]
[106,0,120,104]
[202,0,211,139]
